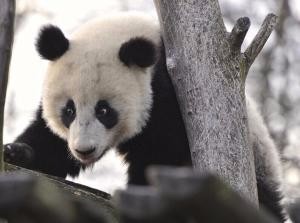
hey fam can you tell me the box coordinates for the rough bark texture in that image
[0,0,15,171]
[116,167,279,223]
[154,0,277,205]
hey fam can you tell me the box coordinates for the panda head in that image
[38,12,160,164]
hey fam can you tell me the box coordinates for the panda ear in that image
[119,37,157,68]
[36,25,69,61]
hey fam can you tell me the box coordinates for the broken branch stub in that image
[229,17,251,53]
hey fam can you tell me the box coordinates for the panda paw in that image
[4,143,34,168]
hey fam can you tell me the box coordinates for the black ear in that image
[119,37,157,68]
[36,25,69,61]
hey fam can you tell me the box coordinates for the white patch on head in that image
[41,12,160,162]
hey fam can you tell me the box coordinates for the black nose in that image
[75,147,96,156]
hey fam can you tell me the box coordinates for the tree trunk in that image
[0,0,15,171]
[154,0,277,205]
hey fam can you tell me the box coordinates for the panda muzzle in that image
[75,147,96,157]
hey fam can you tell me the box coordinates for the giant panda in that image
[4,12,288,222]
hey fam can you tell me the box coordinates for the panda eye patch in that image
[61,99,76,128]
[95,100,118,129]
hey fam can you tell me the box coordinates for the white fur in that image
[247,95,289,221]
[247,96,283,185]
[42,12,160,162]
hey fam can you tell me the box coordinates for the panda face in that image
[40,12,160,164]
[61,98,120,164]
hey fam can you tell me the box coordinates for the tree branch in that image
[0,0,15,171]
[244,13,278,72]
[229,17,251,53]
[2,164,117,223]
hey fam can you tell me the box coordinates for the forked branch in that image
[244,13,278,72]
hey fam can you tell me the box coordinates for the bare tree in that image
[154,0,277,204]
[0,0,15,171]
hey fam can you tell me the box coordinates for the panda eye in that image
[66,107,75,116]
[95,100,118,129]
[96,103,110,118]
[98,108,108,117]
[61,99,76,128]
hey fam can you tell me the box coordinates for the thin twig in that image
[0,0,15,171]
[229,17,251,53]
[244,13,278,72]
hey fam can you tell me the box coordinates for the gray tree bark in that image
[154,0,277,205]
[0,0,15,171]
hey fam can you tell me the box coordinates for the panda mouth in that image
[76,147,110,164]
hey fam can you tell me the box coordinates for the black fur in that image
[5,107,83,177]
[4,143,34,167]
[95,100,119,129]
[119,37,156,68]
[257,178,287,222]
[5,40,286,222]
[61,99,76,128]
[36,25,69,60]
[118,44,191,185]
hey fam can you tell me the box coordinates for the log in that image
[116,167,279,223]
[0,164,118,223]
